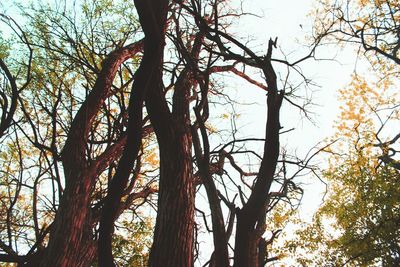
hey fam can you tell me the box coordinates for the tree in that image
[314,0,399,66]
[0,0,321,266]
[286,74,400,266]
[284,2,400,264]
[1,1,156,265]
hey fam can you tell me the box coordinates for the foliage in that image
[285,72,400,266]
[314,0,400,68]
[112,218,152,267]
[282,1,400,265]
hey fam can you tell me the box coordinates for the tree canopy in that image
[0,0,399,266]
[284,0,400,265]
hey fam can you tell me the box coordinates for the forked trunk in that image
[36,40,143,267]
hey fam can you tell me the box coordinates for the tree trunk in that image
[234,212,258,267]
[146,48,196,267]
[148,131,195,267]
[233,40,283,267]
[143,2,199,263]
[38,171,96,267]
[97,0,167,263]
[36,40,143,267]
[258,238,267,267]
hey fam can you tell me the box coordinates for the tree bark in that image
[148,132,195,267]
[97,0,169,265]
[37,41,143,267]
[233,40,283,267]
[145,7,197,266]
[37,177,97,267]
[146,64,196,267]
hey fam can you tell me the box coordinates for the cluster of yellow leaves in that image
[141,138,159,171]
[294,67,400,265]
[269,204,293,229]
[331,74,399,159]
[357,0,394,8]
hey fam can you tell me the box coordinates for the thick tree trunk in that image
[234,213,256,267]
[97,0,169,265]
[146,50,196,267]
[258,238,267,267]
[148,132,195,267]
[143,2,198,263]
[38,176,96,267]
[36,41,143,267]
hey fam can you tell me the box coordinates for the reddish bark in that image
[148,134,195,267]
[98,0,169,265]
[146,62,196,267]
[37,41,143,267]
[146,11,198,267]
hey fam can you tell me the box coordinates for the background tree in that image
[286,74,400,266]
[282,1,400,265]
